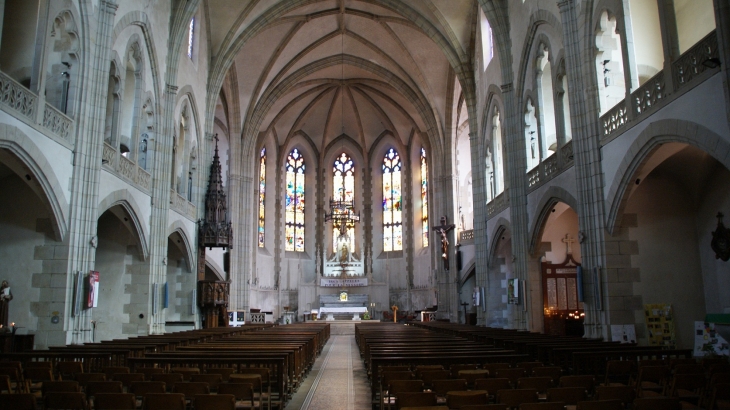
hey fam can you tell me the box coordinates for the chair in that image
[516,363,544,374]
[461,405,508,410]
[93,393,136,410]
[421,370,451,390]
[575,400,624,410]
[546,387,586,405]
[396,392,437,410]
[482,364,512,378]
[389,380,425,410]
[24,367,54,397]
[194,394,236,410]
[670,359,698,369]
[531,367,562,386]
[112,373,145,391]
[450,364,479,379]
[206,367,236,382]
[383,366,412,373]
[0,365,25,393]
[85,381,123,398]
[237,368,271,408]
[706,382,730,410]
[142,393,185,410]
[595,385,635,406]
[0,393,36,410]
[57,361,84,380]
[44,392,88,410]
[416,365,445,375]
[173,381,210,406]
[496,389,538,409]
[102,367,130,380]
[382,371,416,409]
[517,377,552,395]
[218,382,255,408]
[170,367,200,381]
[230,374,264,409]
[191,374,223,392]
[26,362,53,369]
[518,403,566,410]
[42,380,80,396]
[674,364,704,375]
[433,379,467,403]
[559,375,595,396]
[446,390,488,409]
[602,361,635,386]
[135,367,164,380]
[633,397,682,410]
[0,375,12,394]
[75,373,106,389]
[129,381,166,398]
[494,369,527,387]
[667,373,706,405]
[635,366,670,397]
[475,378,511,403]
[151,372,184,391]
[459,370,491,389]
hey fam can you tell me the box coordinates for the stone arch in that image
[606,119,730,235]
[528,186,579,256]
[0,125,69,241]
[167,220,195,273]
[488,218,511,268]
[96,190,150,261]
[516,9,564,100]
[45,8,81,116]
[459,262,477,288]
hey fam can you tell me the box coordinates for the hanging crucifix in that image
[433,216,455,271]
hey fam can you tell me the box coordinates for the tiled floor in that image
[286,334,371,410]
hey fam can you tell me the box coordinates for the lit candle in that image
[10,322,14,327]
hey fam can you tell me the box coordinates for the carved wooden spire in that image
[199,135,233,249]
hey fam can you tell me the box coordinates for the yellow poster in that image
[643,304,676,348]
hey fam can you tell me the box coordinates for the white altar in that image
[318,306,368,321]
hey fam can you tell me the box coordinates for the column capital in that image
[101,0,119,13]
[500,83,514,93]
[556,1,572,11]
[165,83,178,94]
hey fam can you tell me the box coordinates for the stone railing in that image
[673,30,719,89]
[632,71,665,116]
[459,229,474,242]
[102,142,116,168]
[527,166,540,188]
[601,100,628,137]
[560,140,574,164]
[543,154,558,179]
[0,71,36,121]
[487,191,508,217]
[601,30,718,140]
[43,103,74,143]
[249,313,265,323]
[103,143,151,192]
[170,189,197,220]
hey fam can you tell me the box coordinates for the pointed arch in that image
[0,125,69,241]
[528,187,579,255]
[167,220,195,273]
[606,120,730,234]
[97,190,150,261]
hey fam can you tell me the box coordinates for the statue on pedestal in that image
[0,281,12,328]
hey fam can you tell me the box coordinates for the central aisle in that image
[285,328,371,410]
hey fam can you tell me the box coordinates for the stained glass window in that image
[257,148,266,247]
[333,152,355,251]
[187,18,194,59]
[382,148,402,251]
[285,149,305,252]
[420,148,429,247]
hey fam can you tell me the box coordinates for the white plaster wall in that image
[98,170,151,232]
[602,74,730,200]
[673,0,715,54]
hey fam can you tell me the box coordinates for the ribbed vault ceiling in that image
[207,0,476,154]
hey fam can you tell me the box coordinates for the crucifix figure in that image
[562,234,575,255]
[433,216,455,271]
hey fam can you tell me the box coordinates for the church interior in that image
[0,0,729,408]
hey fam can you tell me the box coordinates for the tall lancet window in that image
[333,152,355,251]
[285,149,305,252]
[258,148,266,247]
[420,148,429,247]
[383,148,403,251]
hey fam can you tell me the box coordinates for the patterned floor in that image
[286,334,371,410]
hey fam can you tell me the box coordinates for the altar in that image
[318,306,368,321]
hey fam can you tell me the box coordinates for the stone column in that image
[558,0,609,339]
[468,130,488,325]
[714,0,730,124]
[64,0,118,344]
[657,0,680,94]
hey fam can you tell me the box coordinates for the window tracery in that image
[420,148,429,247]
[285,149,305,252]
[382,148,402,252]
[332,152,355,251]
[258,148,266,247]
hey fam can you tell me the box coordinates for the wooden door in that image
[542,254,584,336]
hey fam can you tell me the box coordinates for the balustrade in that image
[42,103,74,142]
[0,71,36,121]
[632,71,665,116]
[673,31,719,88]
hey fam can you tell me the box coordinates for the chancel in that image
[0,3,729,407]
